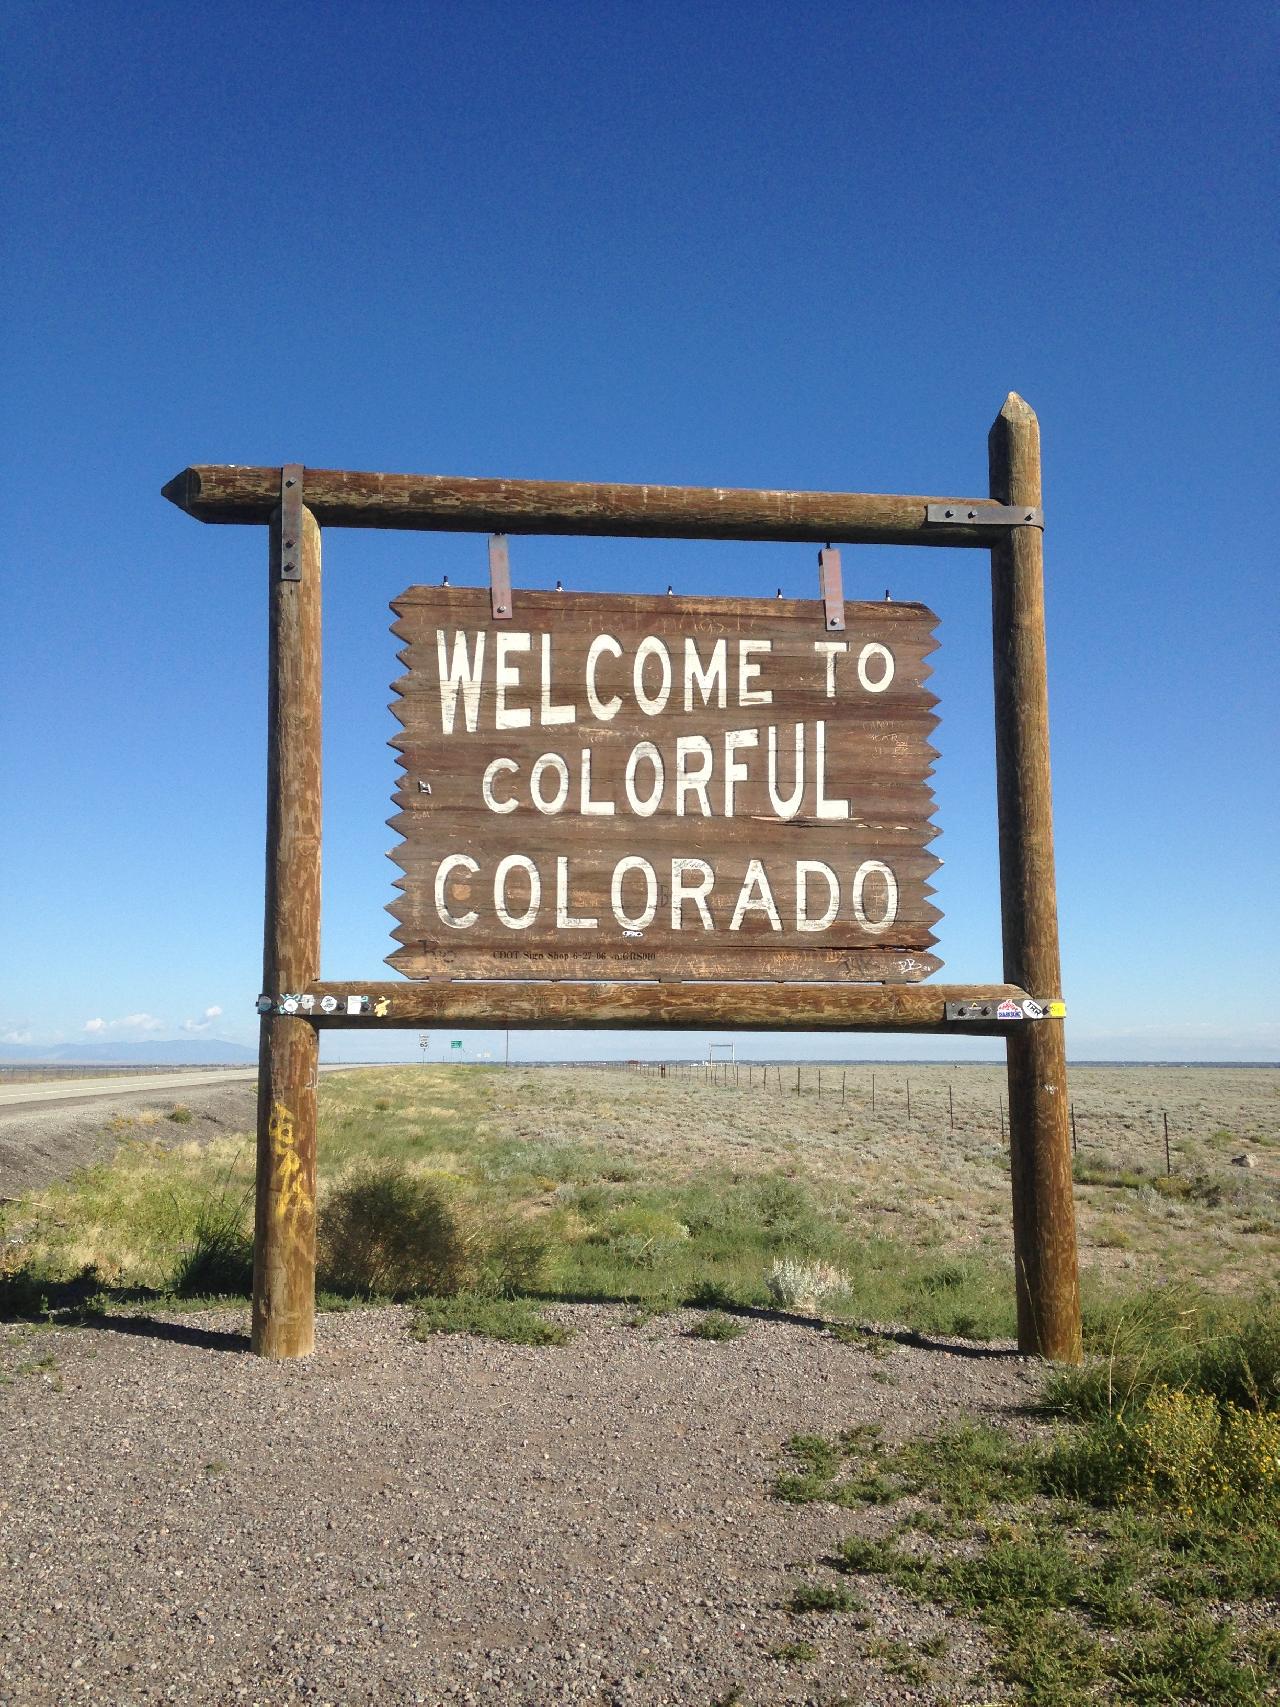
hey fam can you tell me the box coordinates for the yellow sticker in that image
[1048,1000,1067,1018]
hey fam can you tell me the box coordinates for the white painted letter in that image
[435,630,485,735]
[814,720,850,820]
[852,860,899,933]
[540,632,576,724]
[494,632,532,730]
[723,727,759,817]
[611,856,657,930]
[494,854,541,930]
[586,635,622,721]
[683,638,727,711]
[671,857,715,930]
[675,735,713,817]
[730,860,782,931]
[796,860,839,932]
[580,747,615,816]
[814,639,848,699]
[738,639,773,706]
[434,854,479,929]
[624,741,664,816]
[766,722,804,819]
[633,636,672,716]
[857,642,894,693]
[529,752,570,814]
[481,757,519,814]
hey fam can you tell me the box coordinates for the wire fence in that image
[622,1059,1248,1178]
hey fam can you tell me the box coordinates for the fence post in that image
[989,392,1082,1362]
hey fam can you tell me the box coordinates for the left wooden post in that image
[252,475,321,1358]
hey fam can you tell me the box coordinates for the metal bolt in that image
[967,509,977,519]
[285,478,296,487]
[944,508,954,518]
[497,603,507,614]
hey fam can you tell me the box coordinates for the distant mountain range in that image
[0,1039,258,1066]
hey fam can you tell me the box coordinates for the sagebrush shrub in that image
[317,1160,546,1298]
[767,1256,850,1311]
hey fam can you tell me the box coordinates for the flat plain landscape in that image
[1,1061,1277,1705]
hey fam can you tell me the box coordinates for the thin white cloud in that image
[83,1013,166,1037]
[180,1004,225,1035]
[1,1028,33,1045]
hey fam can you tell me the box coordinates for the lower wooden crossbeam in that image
[296,980,1045,1035]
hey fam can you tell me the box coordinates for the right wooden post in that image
[989,393,1083,1362]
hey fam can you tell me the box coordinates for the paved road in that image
[0,1064,360,1116]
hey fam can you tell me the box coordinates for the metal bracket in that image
[946,998,1066,1022]
[926,503,1043,530]
[818,546,845,632]
[279,465,304,580]
[488,534,512,620]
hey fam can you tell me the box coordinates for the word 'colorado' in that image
[432,853,899,936]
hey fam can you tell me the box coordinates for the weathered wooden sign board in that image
[163,394,1082,1370]
[388,588,941,983]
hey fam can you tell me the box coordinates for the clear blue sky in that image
[3,0,1276,1062]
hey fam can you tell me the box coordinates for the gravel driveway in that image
[0,1303,1039,1705]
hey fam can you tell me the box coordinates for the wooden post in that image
[1163,1112,1171,1176]
[989,394,1082,1363]
[252,495,322,1360]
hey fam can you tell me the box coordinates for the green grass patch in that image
[411,1294,572,1346]
[775,1298,1280,1704]
[786,1580,865,1615]
[687,1310,746,1341]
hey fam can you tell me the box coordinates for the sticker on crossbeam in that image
[945,999,1066,1022]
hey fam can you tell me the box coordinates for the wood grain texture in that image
[305,980,1031,1034]
[387,587,941,983]
[163,464,1007,547]
[989,393,1081,1364]
[252,503,321,1361]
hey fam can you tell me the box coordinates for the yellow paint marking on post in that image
[269,1099,313,1225]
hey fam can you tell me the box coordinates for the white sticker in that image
[320,995,338,1014]
[346,995,364,1015]
[299,993,315,1011]
[281,998,299,1015]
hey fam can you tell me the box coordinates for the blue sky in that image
[3,0,1276,1062]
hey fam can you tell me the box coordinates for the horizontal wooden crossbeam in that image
[296,981,1042,1035]
[162,464,1011,547]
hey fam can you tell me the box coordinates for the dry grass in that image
[491,1062,1280,1296]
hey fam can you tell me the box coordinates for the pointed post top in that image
[988,393,1041,506]
[996,390,1038,426]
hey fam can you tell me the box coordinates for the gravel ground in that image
[0,1303,1040,1706]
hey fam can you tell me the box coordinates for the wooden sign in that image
[388,587,941,982]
